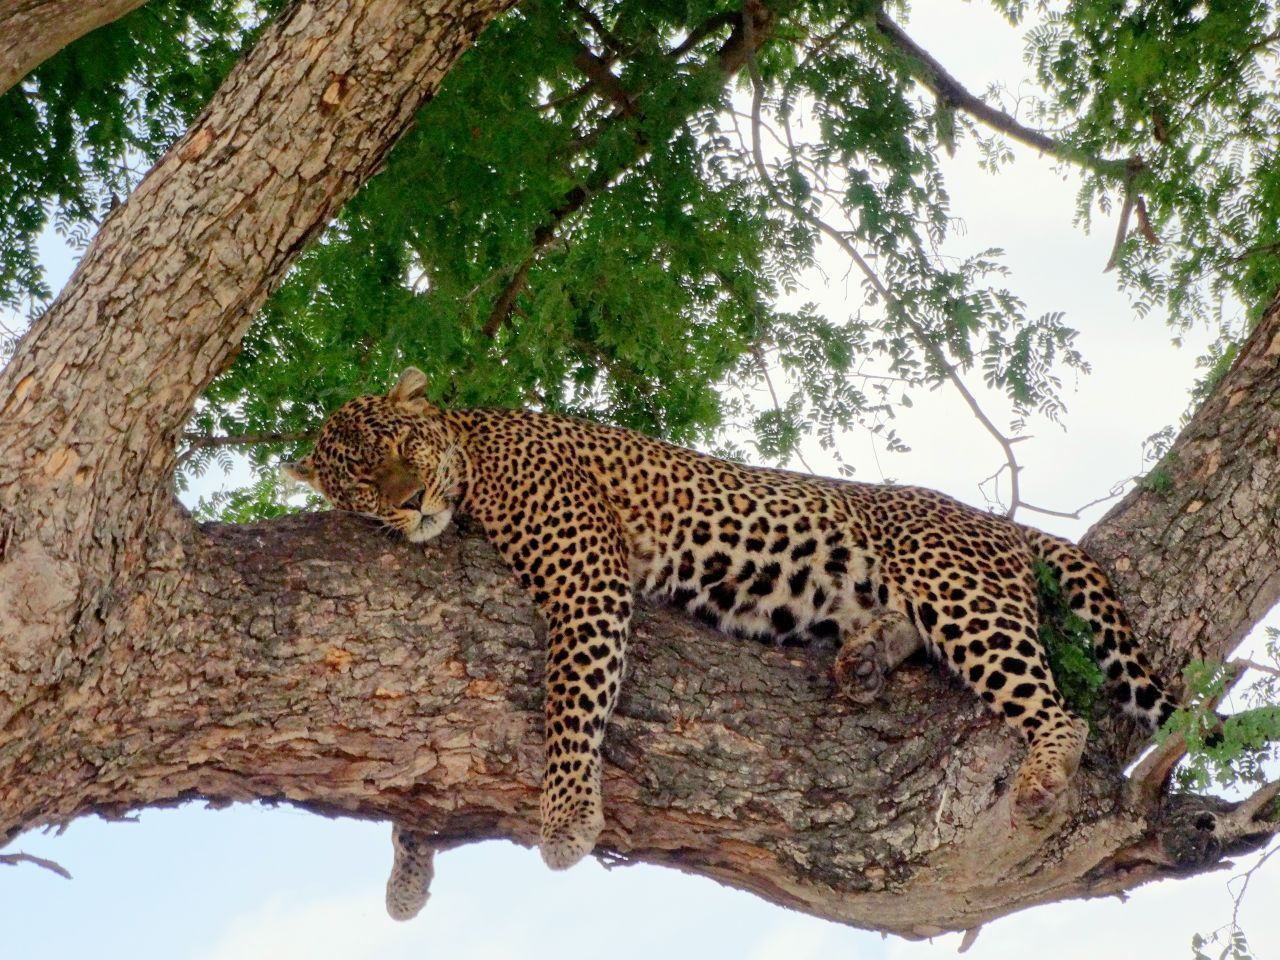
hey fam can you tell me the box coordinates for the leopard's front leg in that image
[538,601,630,869]
[471,459,634,870]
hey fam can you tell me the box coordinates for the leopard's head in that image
[283,368,462,542]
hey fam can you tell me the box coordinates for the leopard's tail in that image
[1023,526,1177,732]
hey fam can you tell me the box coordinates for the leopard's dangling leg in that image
[473,461,634,870]
[385,824,436,921]
[536,597,632,868]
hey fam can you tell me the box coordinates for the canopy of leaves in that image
[1015,0,1280,331]
[3,0,1278,518]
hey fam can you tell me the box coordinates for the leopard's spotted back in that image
[287,369,1175,907]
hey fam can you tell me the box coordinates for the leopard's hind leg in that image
[891,557,1088,826]
[1023,527,1176,732]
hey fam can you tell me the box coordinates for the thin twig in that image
[743,31,1028,517]
[567,0,626,58]
[1229,841,1280,932]
[1104,191,1136,273]
[1234,657,1280,681]
[1016,479,1131,521]
[1134,195,1158,245]
[536,80,593,113]
[752,346,816,474]
[0,851,72,879]
[178,429,312,466]
[958,925,983,953]
[481,254,537,338]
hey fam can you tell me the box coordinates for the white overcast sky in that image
[4,1,1280,958]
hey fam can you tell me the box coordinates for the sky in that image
[3,1,1280,958]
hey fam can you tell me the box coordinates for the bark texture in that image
[0,0,513,744]
[0,0,150,95]
[1084,294,1280,673]
[1,0,1279,941]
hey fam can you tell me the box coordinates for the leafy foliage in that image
[1168,631,1280,794]
[1033,559,1104,719]
[1192,926,1257,960]
[1020,1,1280,336]
[4,0,1279,520]
[182,0,1102,493]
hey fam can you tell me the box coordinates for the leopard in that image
[284,366,1176,903]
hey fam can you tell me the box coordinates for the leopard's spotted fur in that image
[285,368,1175,895]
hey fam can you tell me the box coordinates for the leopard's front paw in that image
[540,796,604,870]
[834,614,920,705]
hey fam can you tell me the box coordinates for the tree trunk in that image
[1,0,1279,941]
[0,0,513,743]
[0,0,150,95]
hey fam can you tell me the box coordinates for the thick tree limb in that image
[1083,293,1280,681]
[0,0,150,95]
[2,0,1280,940]
[0,501,1274,938]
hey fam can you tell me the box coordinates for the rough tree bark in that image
[0,0,152,96]
[1,0,1279,941]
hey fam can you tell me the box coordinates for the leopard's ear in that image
[280,455,317,486]
[389,367,429,404]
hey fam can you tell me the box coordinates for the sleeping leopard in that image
[284,367,1176,912]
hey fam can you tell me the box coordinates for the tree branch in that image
[0,850,72,879]
[871,10,1132,180]
[0,0,149,96]
[2,509,1271,938]
[177,430,313,467]
[570,37,639,118]
[479,0,776,337]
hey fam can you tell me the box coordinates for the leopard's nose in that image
[400,489,425,511]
